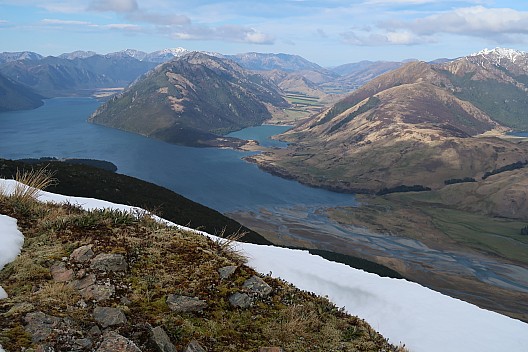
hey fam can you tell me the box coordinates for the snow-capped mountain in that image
[144,47,190,62]
[58,50,97,60]
[471,47,526,62]
[0,51,43,64]
[105,49,148,61]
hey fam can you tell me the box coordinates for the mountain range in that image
[0,48,425,112]
[250,48,528,219]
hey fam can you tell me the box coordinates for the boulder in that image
[96,331,141,352]
[24,311,63,343]
[243,276,272,297]
[184,340,206,352]
[150,326,177,352]
[50,262,74,282]
[228,292,251,309]
[91,253,128,272]
[70,274,96,291]
[81,284,115,301]
[70,245,95,263]
[218,266,237,279]
[166,294,207,313]
[93,306,127,328]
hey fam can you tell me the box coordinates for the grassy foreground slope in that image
[0,175,404,351]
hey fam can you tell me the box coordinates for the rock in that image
[218,266,237,279]
[150,326,177,352]
[90,253,128,272]
[89,325,102,336]
[166,294,207,313]
[93,306,127,328]
[228,292,251,308]
[96,331,141,352]
[259,348,284,352]
[73,338,93,350]
[243,276,272,296]
[70,245,95,263]
[81,284,115,301]
[184,340,206,352]
[24,311,63,343]
[50,262,74,282]
[70,274,96,291]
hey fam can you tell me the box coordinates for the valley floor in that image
[228,199,528,323]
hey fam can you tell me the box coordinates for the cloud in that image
[341,30,432,46]
[126,11,190,26]
[170,24,274,44]
[41,19,91,25]
[88,0,138,13]
[387,6,528,40]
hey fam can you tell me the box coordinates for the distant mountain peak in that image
[470,47,526,62]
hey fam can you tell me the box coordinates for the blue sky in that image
[1,0,528,66]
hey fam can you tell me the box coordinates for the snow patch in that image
[0,214,24,299]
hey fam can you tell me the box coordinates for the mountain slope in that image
[0,55,155,97]
[249,49,528,212]
[89,52,289,147]
[0,73,43,112]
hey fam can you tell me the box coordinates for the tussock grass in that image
[11,168,56,201]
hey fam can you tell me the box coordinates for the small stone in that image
[76,269,87,278]
[121,296,132,305]
[70,274,96,291]
[228,292,251,308]
[259,348,284,352]
[91,253,128,272]
[243,276,272,297]
[73,338,93,350]
[150,326,177,352]
[184,340,206,352]
[70,245,94,263]
[89,325,102,336]
[50,262,74,282]
[81,284,115,301]
[93,306,127,328]
[35,344,55,352]
[96,331,141,352]
[166,295,207,313]
[218,266,237,279]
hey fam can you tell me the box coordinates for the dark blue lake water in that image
[0,97,355,212]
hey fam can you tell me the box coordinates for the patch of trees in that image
[376,184,431,195]
[521,226,528,236]
[444,177,476,185]
[482,161,527,180]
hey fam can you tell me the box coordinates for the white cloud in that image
[126,11,190,26]
[388,6,528,39]
[41,19,91,25]
[88,0,138,13]
[170,24,274,44]
[102,23,142,31]
[341,30,432,46]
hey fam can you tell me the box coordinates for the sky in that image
[1,177,528,352]
[1,0,528,66]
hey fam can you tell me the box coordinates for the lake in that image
[0,97,355,212]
